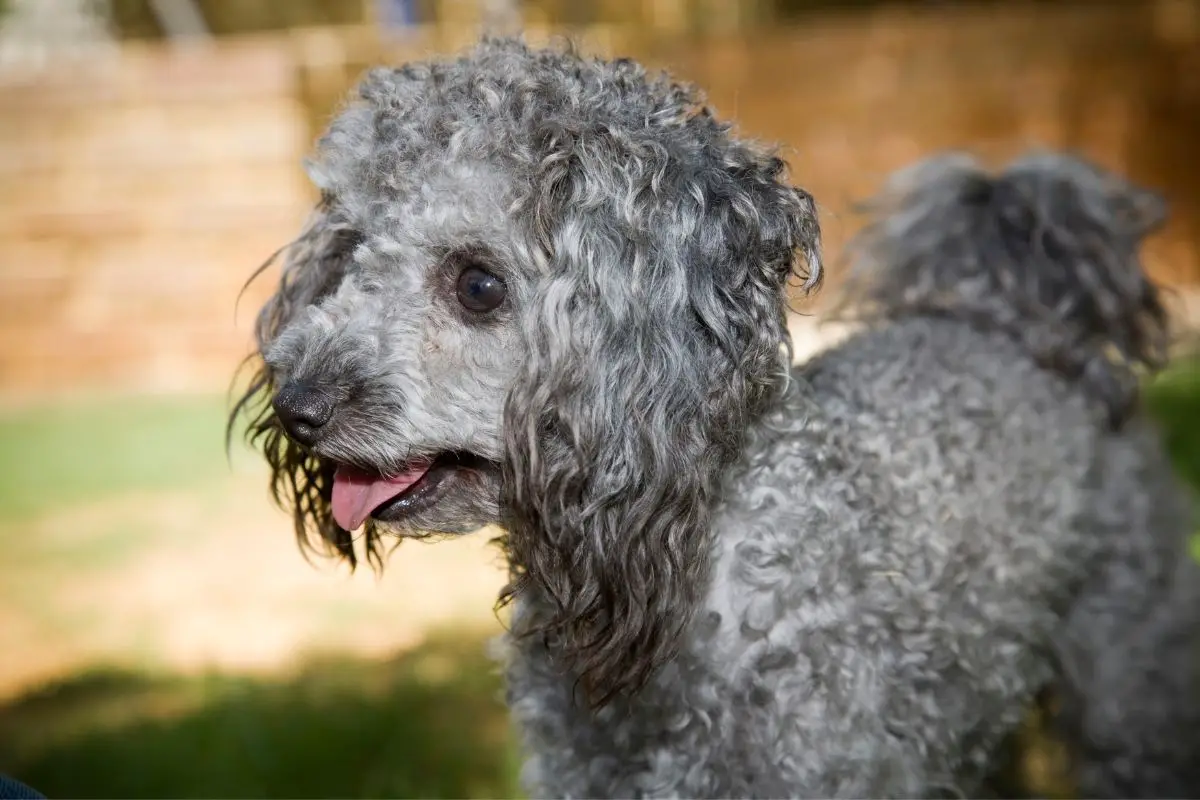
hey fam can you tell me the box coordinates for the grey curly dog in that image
[232,38,1200,798]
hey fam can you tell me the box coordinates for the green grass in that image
[0,633,520,799]
[1145,359,1200,561]
[0,395,239,522]
[1146,358,1200,493]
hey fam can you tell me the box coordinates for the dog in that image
[232,38,1200,798]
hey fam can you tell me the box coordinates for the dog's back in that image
[509,152,1199,799]
[804,151,1200,797]
[836,151,1170,427]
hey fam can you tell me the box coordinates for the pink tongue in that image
[331,462,432,531]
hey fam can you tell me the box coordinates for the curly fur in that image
[233,38,1200,798]
[496,79,820,703]
[836,152,1171,427]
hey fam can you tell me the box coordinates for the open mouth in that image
[330,452,483,531]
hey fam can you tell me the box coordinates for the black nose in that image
[272,382,334,446]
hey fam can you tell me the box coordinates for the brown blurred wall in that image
[0,37,310,398]
[0,0,1197,398]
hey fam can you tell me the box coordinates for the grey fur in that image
[835,151,1171,427]
[232,38,1200,798]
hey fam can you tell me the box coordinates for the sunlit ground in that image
[0,395,517,797]
[0,355,1196,798]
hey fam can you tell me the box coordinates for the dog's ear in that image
[500,115,821,706]
[229,198,374,568]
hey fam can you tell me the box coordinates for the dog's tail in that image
[836,151,1171,427]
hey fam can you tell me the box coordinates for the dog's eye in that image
[456,264,506,312]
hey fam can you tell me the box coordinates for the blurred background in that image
[0,0,1197,797]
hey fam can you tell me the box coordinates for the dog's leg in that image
[1053,437,1200,798]
[1055,566,1200,798]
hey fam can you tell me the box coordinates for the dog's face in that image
[235,39,821,703]
[262,159,525,537]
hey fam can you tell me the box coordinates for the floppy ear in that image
[499,119,821,705]
[229,197,375,567]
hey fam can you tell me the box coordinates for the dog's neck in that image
[504,366,812,708]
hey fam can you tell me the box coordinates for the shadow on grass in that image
[0,631,520,799]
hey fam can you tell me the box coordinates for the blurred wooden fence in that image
[1,0,1198,396]
[0,38,310,396]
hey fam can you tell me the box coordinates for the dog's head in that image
[233,38,820,704]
